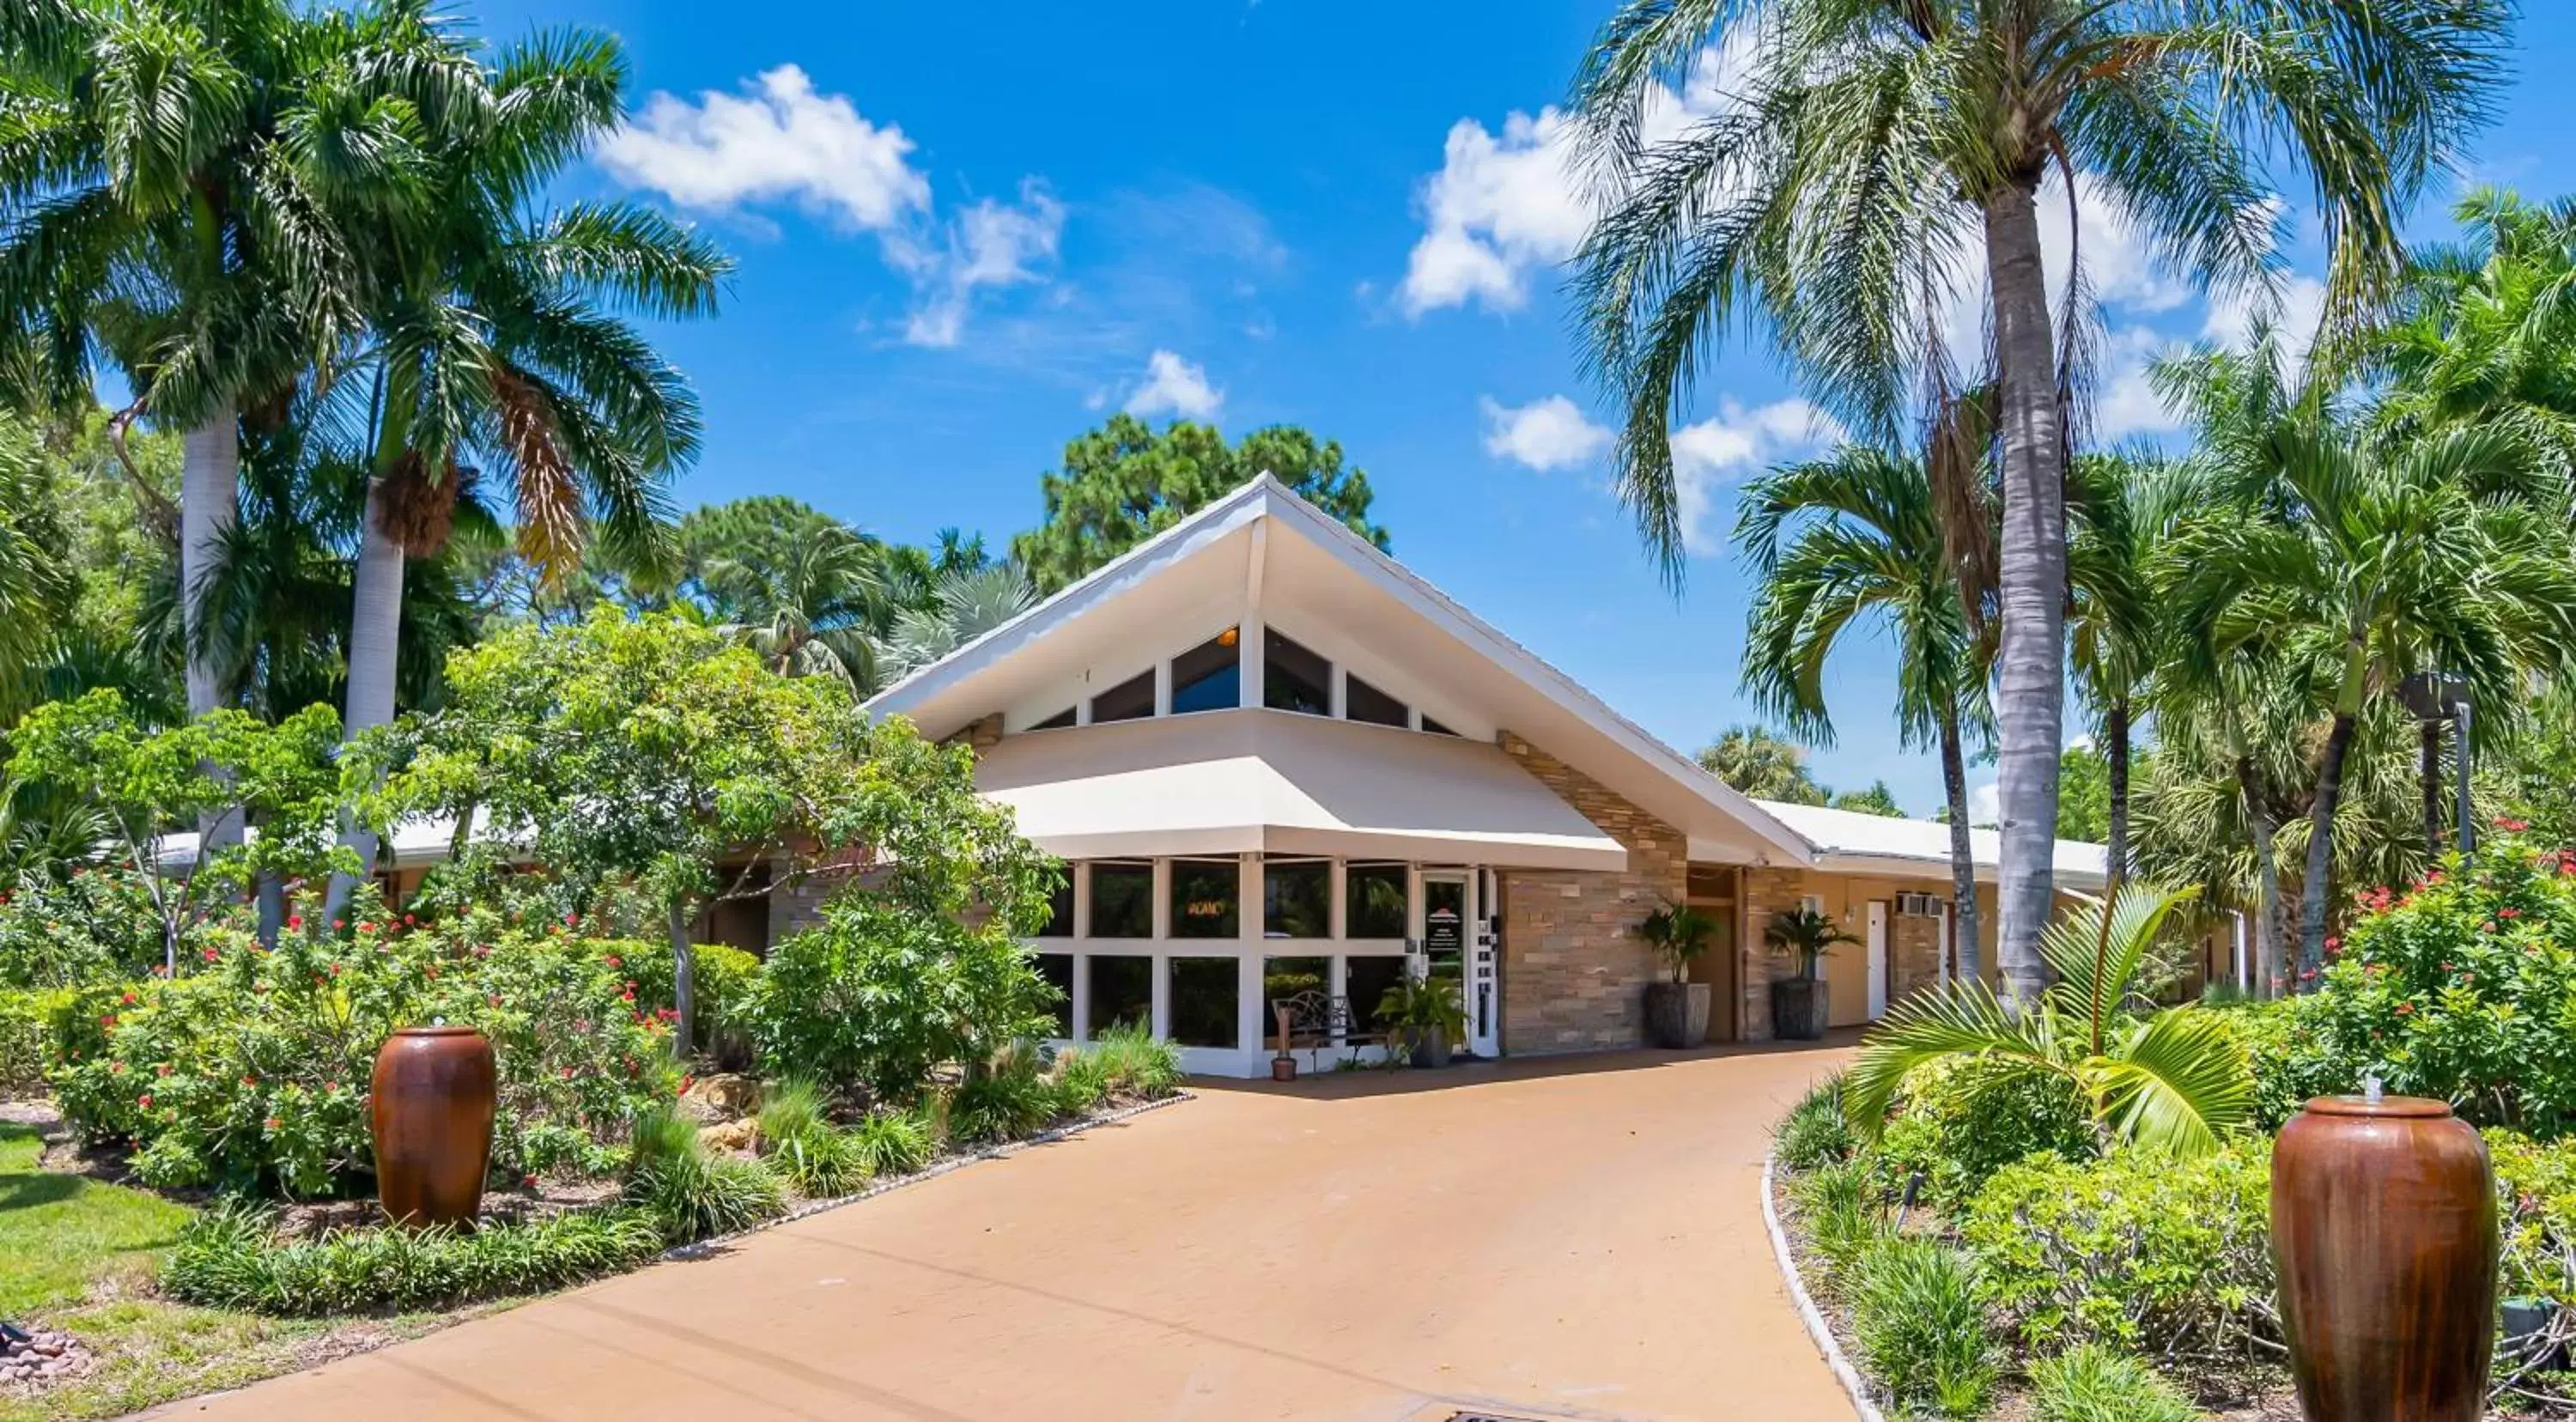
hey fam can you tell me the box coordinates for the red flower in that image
[605,954,622,968]
[109,1060,125,1074]
[2500,906,2522,919]
[201,945,218,962]
[564,913,580,927]
[156,1063,170,1076]
[137,1093,151,1109]
[100,1013,117,1029]
[288,915,303,930]
[241,1076,257,1087]
[524,1173,539,1188]
[357,921,374,933]
[404,915,416,927]
[680,1074,696,1095]
[2496,816,2530,832]
[558,1066,575,1079]
[120,990,137,1006]
[332,919,345,930]
[264,1116,282,1131]
[2396,1000,2415,1015]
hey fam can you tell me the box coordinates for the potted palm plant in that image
[1764,906,1850,1040]
[1377,973,1467,1068]
[1638,902,1720,1048]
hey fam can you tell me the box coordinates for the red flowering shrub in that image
[2240,831,2576,1134]
[49,902,676,1197]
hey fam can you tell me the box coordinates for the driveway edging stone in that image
[1762,1151,1881,1422]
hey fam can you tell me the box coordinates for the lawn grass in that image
[0,1121,456,1422]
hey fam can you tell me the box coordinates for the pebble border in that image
[663,1090,1192,1261]
[1761,1152,1886,1422]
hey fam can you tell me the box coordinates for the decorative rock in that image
[700,1119,757,1153]
[680,1073,761,1121]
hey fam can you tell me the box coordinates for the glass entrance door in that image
[1417,870,1497,1059]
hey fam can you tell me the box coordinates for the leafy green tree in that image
[2161,335,2576,983]
[1568,0,2506,1004]
[1738,441,1989,973]
[1832,781,1905,818]
[2056,746,2111,845]
[1012,416,1387,594]
[680,496,890,689]
[1845,884,2252,1158]
[1696,725,1827,805]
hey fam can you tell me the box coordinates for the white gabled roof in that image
[1755,799,2109,890]
[866,476,1819,867]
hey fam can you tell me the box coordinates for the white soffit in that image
[975,708,1628,872]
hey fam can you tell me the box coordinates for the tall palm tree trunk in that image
[1983,181,2069,1007]
[2105,698,2131,876]
[2300,708,2360,986]
[325,477,407,916]
[1939,708,1983,985]
[2237,757,2287,998]
[182,410,243,849]
[2421,718,2445,860]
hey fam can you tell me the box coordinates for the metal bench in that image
[1270,989,1388,1076]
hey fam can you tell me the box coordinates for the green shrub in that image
[163,1201,665,1315]
[0,988,76,1096]
[1849,1237,1996,1419]
[1865,1057,2096,1208]
[847,1109,935,1178]
[743,896,1056,1103]
[2488,1131,2576,1325]
[1790,1158,1883,1283]
[49,917,676,1196]
[2026,1344,2196,1422]
[1960,1142,2273,1359]
[756,1078,872,1197]
[948,1044,1061,1142]
[2248,832,2576,1136]
[1057,1022,1182,1103]
[1773,1071,1854,1171]
[0,862,169,988]
[624,1106,784,1243]
[623,940,762,1065]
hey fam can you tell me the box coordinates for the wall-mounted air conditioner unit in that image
[1895,892,1944,918]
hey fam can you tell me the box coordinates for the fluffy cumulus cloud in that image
[597,65,1060,348]
[1123,350,1224,420]
[597,64,930,228]
[1479,394,1613,471]
[1669,398,1839,553]
[1399,40,1752,316]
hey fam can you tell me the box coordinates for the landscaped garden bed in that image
[0,613,1187,1419]
[1766,830,2576,1420]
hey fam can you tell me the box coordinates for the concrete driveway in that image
[148,1042,1854,1422]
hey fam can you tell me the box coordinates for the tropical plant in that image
[2160,337,2576,982]
[2066,451,2202,874]
[683,496,891,689]
[845,1109,936,1179]
[165,1201,665,1316]
[2026,1343,2199,1422]
[1772,1071,1854,1171]
[1738,441,1990,975]
[623,1104,783,1243]
[2372,186,2576,476]
[1849,1237,1996,1419]
[1763,906,1850,982]
[1568,0,2507,1004]
[875,563,1040,685]
[1828,781,1905,817]
[1843,884,2254,1158]
[1637,901,1721,985]
[1694,725,1827,804]
[1374,972,1467,1052]
[1012,416,1387,594]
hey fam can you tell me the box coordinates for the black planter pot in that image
[1644,981,1711,1048]
[1771,976,1829,1041]
[1408,1025,1452,1069]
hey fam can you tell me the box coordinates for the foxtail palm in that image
[1738,441,1989,983]
[1569,0,2506,1003]
[1844,884,2252,1158]
[2066,451,2203,878]
[2372,186,2576,477]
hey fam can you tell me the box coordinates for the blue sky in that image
[474,0,2576,819]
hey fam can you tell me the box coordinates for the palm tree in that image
[1737,441,1988,982]
[326,22,728,898]
[2066,451,2204,878]
[2372,187,2576,476]
[1568,0,2506,1004]
[2162,337,2576,984]
[1694,725,1827,804]
[683,497,890,689]
[877,564,1039,684]
[1844,884,2252,1158]
[0,0,471,726]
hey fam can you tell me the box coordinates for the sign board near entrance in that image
[1425,905,1463,957]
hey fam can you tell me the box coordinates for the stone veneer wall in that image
[1494,731,1686,1054]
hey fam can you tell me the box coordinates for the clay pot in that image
[2272,1094,2499,1422]
[370,1025,496,1229]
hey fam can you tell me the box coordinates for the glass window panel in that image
[1167,957,1241,1048]
[1345,956,1408,1036]
[1345,675,1408,728]
[1028,707,1076,731]
[1169,631,1241,714]
[1170,857,1240,939]
[1264,632,1332,715]
[1420,715,1458,737]
[1087,861,1153,939]
[1036,952,1075,1037]
[1086,955,1151,1036]
[1263,956,1329,1043]
[1036,869,1073,938]
[1346,861,1409,939]
[1264,860,1330,939]
[1090,670,1155,723]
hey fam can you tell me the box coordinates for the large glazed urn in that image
[2272,1093,2498,1422]
[370,1025,497,1229]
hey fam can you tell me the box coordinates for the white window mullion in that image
[1237,854,1264,1054]
[1071,948,1091,1043]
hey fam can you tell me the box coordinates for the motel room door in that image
[1866,901,1890,1020]
[1418,869,1498,1059]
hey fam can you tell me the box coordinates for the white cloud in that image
[1123,350,1224,421]
[1480,394,1613,471]
[598,65,930,229]
[1971,780,2001,825]
[1669,397,1839,553]
[1399,40,1753,317]
[2203,272,2329,374]
[891,182,1066,348]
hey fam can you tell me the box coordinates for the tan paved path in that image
[144,1042,1856,1422]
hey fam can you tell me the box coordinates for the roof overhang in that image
[975,708,1629,872]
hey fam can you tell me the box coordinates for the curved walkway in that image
[149,1042,1854,1422]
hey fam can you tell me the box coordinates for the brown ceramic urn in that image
[370,1025,497,1228]
[2272,1093,2498,1422]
